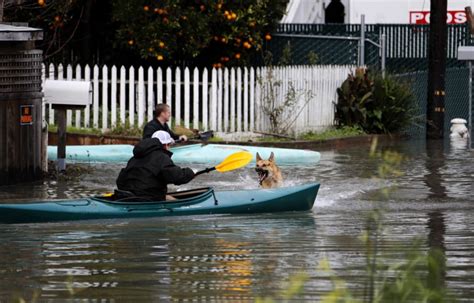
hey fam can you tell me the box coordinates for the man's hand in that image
[179,135,188,142]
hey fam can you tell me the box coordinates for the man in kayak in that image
[116,130,195,201]
[143,103,188,142]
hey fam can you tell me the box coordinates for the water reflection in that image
[424,140,447,199]
[0,139,473,301]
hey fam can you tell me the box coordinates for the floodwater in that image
[0,139,473,302]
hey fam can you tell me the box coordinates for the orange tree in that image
[112,0,288,66]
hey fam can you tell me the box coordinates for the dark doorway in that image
[325,0,345,24]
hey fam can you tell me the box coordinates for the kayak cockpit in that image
[91,187,215,207]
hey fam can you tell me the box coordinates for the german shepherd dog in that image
[255,152,283,188]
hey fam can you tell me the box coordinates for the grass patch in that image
[208,136,224,142]
[48,125,102,135]
[298,126,365,141]
[256,136,292,142]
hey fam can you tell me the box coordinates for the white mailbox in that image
[43,79,92,107]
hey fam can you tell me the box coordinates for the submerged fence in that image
[42,64,354,135]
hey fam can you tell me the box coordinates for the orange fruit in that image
[235,53,241,59]
[157,55,164,61]
[143,6,149,11]
[265,34,272,41]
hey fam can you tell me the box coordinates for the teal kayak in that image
[47,144,321,165]
[0,183,319,224]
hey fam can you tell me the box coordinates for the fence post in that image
[93,65,99,128]
[129,66,135,126]
[230,68,236,132]
[250,67,255,132]
[211,68,217,131]
[255,68,261,131]
[166,67,172,126]
[381,33,386,77]
[217,68,223,132]
[111,65,117,128]
[193,67,199,129]
[102,65,109,130]
[48,63,55,125]
[224,68,229,132]
[360,14,365,66]
[66,64,73,126]
[202,68,209,131]
[244,67,249,132]
[147,67,154,123]
[84,65,91,127]
[184,67,191,128]
[75,65,82,128]
[237,67,242,132]
[157,67,163,104]
[137,66,145,127]
[119,66,126,125]
[175,67,181,126]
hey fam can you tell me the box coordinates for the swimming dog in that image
[255,152,283,188]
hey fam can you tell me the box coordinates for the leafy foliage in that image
[335,68,416,134]
[4,0,287,66]
[111,0,288,66]
[4,0,114,64]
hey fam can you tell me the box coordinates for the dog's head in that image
[255,152,276,185]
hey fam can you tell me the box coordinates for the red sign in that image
[20,105,34,125]
[410,11,467,24]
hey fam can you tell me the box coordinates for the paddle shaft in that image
[194,167,216,177]
[174,131,213,144]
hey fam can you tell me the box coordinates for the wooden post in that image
[57,108,67,171]
[426,0,447,139]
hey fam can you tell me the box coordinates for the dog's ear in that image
[268,152,275,162]
[256,152,262,161]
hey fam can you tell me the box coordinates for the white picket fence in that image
[42,64,354,134]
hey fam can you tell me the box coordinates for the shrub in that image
[335,69,416,134]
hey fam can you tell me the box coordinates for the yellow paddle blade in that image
[215,151,252,172]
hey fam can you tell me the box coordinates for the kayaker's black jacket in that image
[116,138,194,201]
[143,119,179,140]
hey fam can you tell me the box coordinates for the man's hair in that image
[154,103,170,117]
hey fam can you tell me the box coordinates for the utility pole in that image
[0,0,4,22]
[426,0,447,139]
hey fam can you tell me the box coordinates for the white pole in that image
[360,14,365,66]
